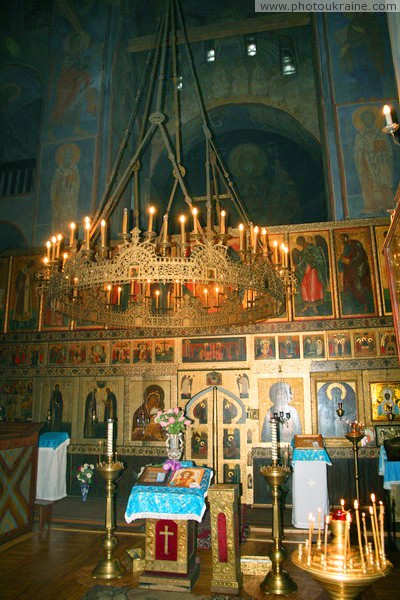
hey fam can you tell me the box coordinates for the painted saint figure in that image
[13,259,36,326]
[84,387,97,438]
[49,383,63,429]
[353,105,393,215]
[292,235,328,315]
[261,382,302,443]
[337,232,374,314]
[50,143,81,232]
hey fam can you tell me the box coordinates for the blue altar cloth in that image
[292,447,332,464]
[379,446,400,490]
[38,432,69,450]
[125,465,213,523]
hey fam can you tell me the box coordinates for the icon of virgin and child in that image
[131,384,166,441]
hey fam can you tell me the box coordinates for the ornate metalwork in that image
[38,227,292,330]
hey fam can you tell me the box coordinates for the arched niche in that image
[145,103,326,229]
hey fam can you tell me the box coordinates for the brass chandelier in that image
[39,0,293,331]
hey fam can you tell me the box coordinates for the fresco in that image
[289,230,333,319]
[333,227,376,316]
[326,13,396,104]
[36,139,95,242]
[337,103,399,219]
[303,334,325,359]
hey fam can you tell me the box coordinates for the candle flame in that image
[371,493,376,502]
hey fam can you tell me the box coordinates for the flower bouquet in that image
[155,407,191,460]
[154,407,191,433]
[76,463,95,502]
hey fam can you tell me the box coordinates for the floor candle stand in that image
[259,462,297,595]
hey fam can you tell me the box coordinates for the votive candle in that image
[369,506,380,567]
[383,104,393,126]
[122,207,128,234]
[354,500,366,573]
[270,418,278,462]
[148,206,155,232]
[179,215,186,243]
[69,222,76,245]
[220,209,226,234]
[100,219,106,246]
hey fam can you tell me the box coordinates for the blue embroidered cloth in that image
[38,432,69,450]
[379,446,400,490]
[125,463,213,523]
[292,447,332,464]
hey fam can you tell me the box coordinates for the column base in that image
[139,557,200,592]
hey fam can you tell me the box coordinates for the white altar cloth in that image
[36,433,70,501]
[292,456,330,529]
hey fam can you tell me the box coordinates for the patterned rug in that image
[81,587,242,599]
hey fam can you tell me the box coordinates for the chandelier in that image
[38,0,294,331]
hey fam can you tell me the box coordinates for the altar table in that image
[36,432,70,501]
[291,446,331,529]
[125,462,212,592]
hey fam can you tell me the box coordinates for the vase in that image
[166,432,184,460]
[80,482,90,502]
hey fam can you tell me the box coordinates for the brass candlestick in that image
[345,426,364,503]
[260,462,297,595]
[92,456,126,579]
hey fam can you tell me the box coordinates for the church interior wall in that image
[0,216,398,505]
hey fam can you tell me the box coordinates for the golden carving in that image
[209,484,242,594]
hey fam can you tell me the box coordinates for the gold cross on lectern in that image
[160,525,174,554]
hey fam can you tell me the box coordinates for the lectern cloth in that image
[292,453,330,529]
[292,447,332,464]
[125,467,213,523]
[379,445,400,490]
[36,433,70,501]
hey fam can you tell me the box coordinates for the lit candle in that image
[383,104,393,126]
[371,494,381,558]
[179,215,186,243]
[369,506,380,567]
[379,501,386,564]
[280,242,286,266]
[56,234,62,258]
[283,245,289,267]
[107,284,112,304]
[106,419,114,457]
[100,219,106,246]
[117,286,122,306]
[253,226,259,253]
[43,257,49,266]
[148,206,155,232]
[85,221,90,249]
[273,240,278,264]
[122,207,128,234]
[317,508,322,548]
[354,500,366,573]
[162,214,168,242]
[220,210,226,234]
[62,252,68,267]
[323,515,329,568]
[69,222,76,246]
[155,289,160,309]
[270,418,278,462]
[341,498,345,511]
[192,207,198,234]
[51,236,57,261]
[46,240,51,260]
[239,224,244,251]
[99,440,102,464]
[204,288,208,308]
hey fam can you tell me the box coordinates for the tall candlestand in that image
[345,423,365,503]
[92,447,125,579]
[260,463,297,595]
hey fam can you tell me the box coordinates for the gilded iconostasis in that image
[1,218,399,504]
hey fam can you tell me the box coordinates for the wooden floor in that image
[0,526,399,600]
